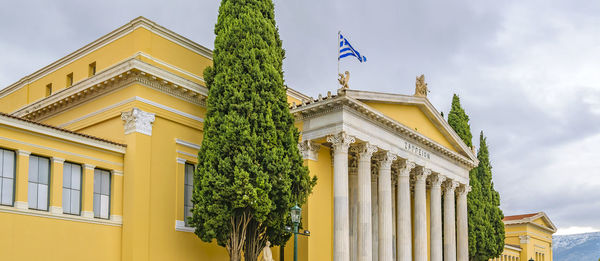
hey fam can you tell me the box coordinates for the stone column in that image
[327,132,355,261]
[443,180,459,261]
[349,157,358,261]
[457,184,471,261]
[352,143,377,261]
[413,167,431,261]
[377,152,396,261]
[429,174,446,261]
[396,160,415,261]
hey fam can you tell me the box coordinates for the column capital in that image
[351,142,378,160]
[414,167,431,182]
[327,131,355,152]
[298,140,321,161]
[378,151,397,169]
[51,157,65,164]
[84,164,96,170]
[398,160,416,177]
[429,174,446,188]
[456,184,472,195]
[443,179,459,193]
[121,107,156,136]
[17,150,31,156]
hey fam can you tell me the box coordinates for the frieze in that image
[404,141,431,159]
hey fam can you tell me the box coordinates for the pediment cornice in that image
[290,92,478,169]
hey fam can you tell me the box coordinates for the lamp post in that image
[287,204,310,261]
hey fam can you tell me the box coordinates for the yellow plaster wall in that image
[0,119,124,261]
[364,102,457,153]
[0,212,122,261]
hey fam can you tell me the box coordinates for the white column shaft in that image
[396,161,414,261]
[328,133,354,261]
[430,175,445,261]
[413,168,430,261]
[444,181,458,261]
[356,143,376,261]
[457,185,470,261]
[378,153,395,261]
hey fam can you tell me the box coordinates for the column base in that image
[49,206,63,214]
[14,201,28,210]
[82,211,94,218]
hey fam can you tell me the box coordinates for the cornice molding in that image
[12,58,207,121]
[292,95,477,169]
[0,114,126,154]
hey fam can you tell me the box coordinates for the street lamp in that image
[286,204,310,261]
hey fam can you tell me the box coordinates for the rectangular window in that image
[62,162,82,215]
[45,83,52,97]
[28,155,50,211]
[88,62,96,77]
[0,149,15,206]
[184,163,194,224]
[93,169,110,219]
[66,73,73,87]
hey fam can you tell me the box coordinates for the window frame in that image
[0,148,16,207]
[62,162,83,216]
[93,168,111,219]
[28,154,51,211]
[184,162,195,225]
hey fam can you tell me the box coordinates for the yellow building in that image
[0,17,479,260]
[491,212,557,261]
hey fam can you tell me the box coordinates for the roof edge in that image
[0,112,126,154]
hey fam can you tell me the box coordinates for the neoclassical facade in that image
[292,89,477,261]
[0,17,477,260]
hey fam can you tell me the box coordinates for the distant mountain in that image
[553,232,600,261]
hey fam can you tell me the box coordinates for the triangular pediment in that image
[531,213,558,232]
[344,90,476,161]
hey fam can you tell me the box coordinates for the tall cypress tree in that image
[448,94,473,147]
[472,132,505,260]
[448,94,505,261]
[189,1,316,260]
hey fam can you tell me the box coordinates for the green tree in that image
[471,132,505,260]
[448,94,473,147]
[189,0,316,260]
[447,94,505,261]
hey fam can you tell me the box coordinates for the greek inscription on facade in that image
[404,141,431,159]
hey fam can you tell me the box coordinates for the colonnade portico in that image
[322,131,470,261]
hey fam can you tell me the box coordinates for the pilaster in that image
[14,150,30,210]
[49,157,65,214]
[121,107,154,261]
[81,164,95,218]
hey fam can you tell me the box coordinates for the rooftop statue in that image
[338,71,350,89]
[414,74,429,98]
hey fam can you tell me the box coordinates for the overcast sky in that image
[1,0,599,235]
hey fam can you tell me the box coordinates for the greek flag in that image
[339,33,367,63]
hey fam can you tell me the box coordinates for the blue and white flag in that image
[339,33,367,63]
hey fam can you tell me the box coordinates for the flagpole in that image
[337,30,340,76]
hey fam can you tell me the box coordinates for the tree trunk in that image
[227,212,252,261]
[244,219,267,261]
